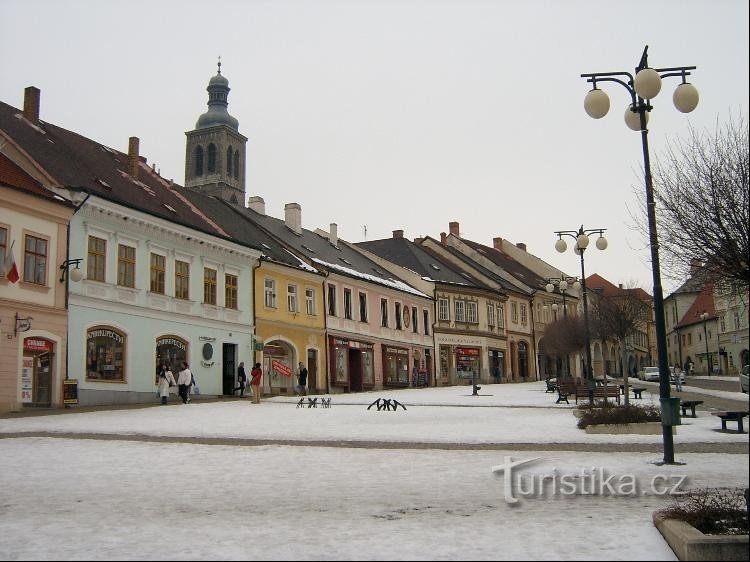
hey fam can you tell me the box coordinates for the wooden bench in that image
[556,382,576,404]
[711,411,749,432]
[575,385,621,405]
[680,400,704,418]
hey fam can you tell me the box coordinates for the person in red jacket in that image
[250,363,263,404]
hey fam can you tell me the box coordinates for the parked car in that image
[638,366,660,382]
[740,365,749,394]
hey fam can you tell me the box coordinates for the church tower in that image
[184,61,247,204]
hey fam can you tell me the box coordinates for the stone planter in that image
[584,421,675,434]
[653,513,749,561]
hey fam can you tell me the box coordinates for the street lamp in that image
[546,276,581,381]
[701,312,711,376]
[554,226,608,403]
[581,45,697,465]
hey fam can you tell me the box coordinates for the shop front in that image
[22,337,55,408]
[455,346,481,385]
[383,345,409,387]
[263,340,295,395]
[329,336,375,393]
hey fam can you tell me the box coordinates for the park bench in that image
[556,381,576,404]
[575,385,621,405]
[680,400,704,418]
[711,410,749,432]
[630,387,646,399]
[545,378,558,393]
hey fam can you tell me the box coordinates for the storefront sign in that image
[384,346,408,356]
[455,347,480,356]
[156,337,186,351]
[24,338,53,353]
[272,360,292,377]
[63,379,79,405]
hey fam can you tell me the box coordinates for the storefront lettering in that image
[156,337,186,350]
[88,329,123,343]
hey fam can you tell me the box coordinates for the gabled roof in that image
[586,273,621,297]
[177,190,308,270]
[227,205,428,298]
[460,238,548,291]
[677,284,716,329]
[0,100,228,240]
[0,151,73,205]
[356,236,490,289]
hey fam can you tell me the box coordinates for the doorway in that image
[223,343,236,395]
[349,349,363,392]
[307,349,318,394]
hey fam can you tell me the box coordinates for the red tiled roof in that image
[677,284,716,328]
[0,152,58,199]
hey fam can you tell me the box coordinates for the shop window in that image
[155,335,187,383]
[333,342,349,384]
[86,326,126,382]
[383,346,409,385]
[362,350,374,386]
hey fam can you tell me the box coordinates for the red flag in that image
[4,241,19,284]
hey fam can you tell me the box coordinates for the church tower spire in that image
[184,60,248,204]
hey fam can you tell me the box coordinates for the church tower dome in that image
[184,59,248,205]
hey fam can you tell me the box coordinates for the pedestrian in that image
[673,364,683,392]
[189,371,198,402]
[296,362,308,396]
[156,362,176,405]
[177,361,193,404]
[250,362,263,404]
[234,362,247,397]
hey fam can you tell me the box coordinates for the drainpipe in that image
[530,290,539,381]
[251,255,264,368]
[322,272,330,394]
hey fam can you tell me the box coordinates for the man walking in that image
[234,361,247,397]
[296,362,308,396]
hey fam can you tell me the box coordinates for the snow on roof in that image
[284,248,319,272]
[312,258,430,298]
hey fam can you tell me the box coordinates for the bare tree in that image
[588,283,650,405]
[543,315,587,381]
[639,115,749,288]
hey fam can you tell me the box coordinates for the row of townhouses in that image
[2,69,745,414]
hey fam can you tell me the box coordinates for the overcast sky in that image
[1,0,747,294]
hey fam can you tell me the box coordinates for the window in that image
[438,298,449,321]
[87,235,106,283]
[117,244,135,288]
[687,333,692,346]
[423,309,430,335]
[306,288,316,315]
[381,298,389,327]
[395,302,402,329]
[359,292,368,322]
[204,267,217,305]
[327,284,337,316]
[455,300,465,322]
[488,304,495,327]
[288,283,298,313]
[150,253,165,294]
[520,304,528,325]
[225,274,238,309]
[207,143,216,173]
[467,301,478,323]
[412,307,418,333]
[194,146,204,176]
[0,226,7,276]
[343,288,352,319]
[226,146,233,176]
[498,305,505,328]
[264,278,277,308]
[511,302,518,323]
[175,260,190,300]
[23,234,48,285]
[233,150,240,180]
[86,326,126,382]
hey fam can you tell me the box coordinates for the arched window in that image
[194,146,204,176]
[233,150,240,179]
[207,144,217,173]
[226,146,233,176]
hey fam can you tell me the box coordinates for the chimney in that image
[516,242,527,252]
[449,221,460,237]
[392,229,404,239]
[284,203,302,234]
[619,283,623,290]
[329,223,338,247]
[247,196,266,215]
[413,237,424,244]
[493,237,504,251]
[23,86,41,125]
[128,137,140,179]
[440,232,447,245]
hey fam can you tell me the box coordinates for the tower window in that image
[207,144,216,173]
[195,146,204,176]
[226,146,233,176]
[233,150,240,179]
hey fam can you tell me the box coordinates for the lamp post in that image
[554,226,608,403]
[546,276,581,381]
[701,312,711,376]
[581,45,698,465]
